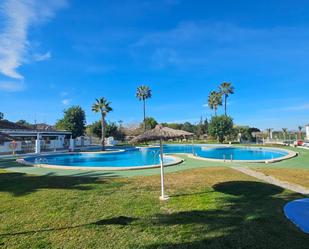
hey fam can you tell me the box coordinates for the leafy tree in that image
[182,122,197,133]
[161,123,182,130]
[0,112,3,120]
[208,115,233,143]
[196,117,208,137]
[16,120,32,128]
[141,117,157,130]
[208,91,222,116]
[136,85,152,131]
[92,98,113,150]
[55,106,86,138]
[219,82,234,115]
[87,121,125,141]
[232,126,260,142]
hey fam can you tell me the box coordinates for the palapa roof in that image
[130,125,193,143]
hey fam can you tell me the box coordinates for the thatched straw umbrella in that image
[130,125,193,200]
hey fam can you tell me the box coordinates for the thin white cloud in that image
[61,99,71,105]
[0,0,67,79]
[60,91,68,97]
[282,103,309,111]
[34,51,51,61]
[133,22,309,69]
[0,81,25,92]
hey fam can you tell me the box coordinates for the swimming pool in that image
[167,145,293,162]
[21,148,182,170]
[19,145,296,170]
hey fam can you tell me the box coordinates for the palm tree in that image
[136,85,152,131]
[298,126,303,140]
[219,82,234,115]
[282,128,288,140]
[92,98,113,150]
[208,91,222,116]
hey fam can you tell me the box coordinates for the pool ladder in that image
[37,157,48,163]
[223,154,233,162]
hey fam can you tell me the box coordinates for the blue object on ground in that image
[284,198,309,234]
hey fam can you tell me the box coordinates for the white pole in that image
[159,139,169,201]
[191,137,195,155]
[35,132,41,154]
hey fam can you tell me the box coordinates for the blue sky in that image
[0,0,309,130]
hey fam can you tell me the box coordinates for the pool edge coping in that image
[15,146,297,172]
[16,155,184,171]
[187,146,298,163]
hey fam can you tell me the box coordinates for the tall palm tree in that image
[298,126,303,140]
[219,82,234,115]
[92,98,113,151]
[208,91,222,116]
[282,128,288,140]
[136,85,152,131]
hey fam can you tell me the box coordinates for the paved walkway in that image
[231,166,309,195]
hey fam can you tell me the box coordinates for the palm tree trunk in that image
[143,99,146,131]
[101,115,105,151]
[224,95,227,115]
[214,107,217,116]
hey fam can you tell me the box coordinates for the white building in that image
[306,124,309,140]
[0,129,71,154]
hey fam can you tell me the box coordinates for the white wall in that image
[46,139,64,149]
[75,136,92,147]
[306,125,309,140]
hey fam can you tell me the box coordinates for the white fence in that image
[0,136,93,155]
[0,141,22,154]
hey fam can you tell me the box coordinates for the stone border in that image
[78,149,125,154]
[16,146,297,172]
[187,146,297,163]
[16,155,183,171]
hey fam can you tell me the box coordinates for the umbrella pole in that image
[159,139,169,201]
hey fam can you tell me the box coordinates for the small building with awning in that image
[0,120,72,154]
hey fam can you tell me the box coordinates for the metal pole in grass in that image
[159,138,169,201]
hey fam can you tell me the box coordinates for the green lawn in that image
[0,163,309,248]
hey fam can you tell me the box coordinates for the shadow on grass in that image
[0,171,118,196]
[0,158,21,169]
[0,216,137,237]
[144,181,309,249]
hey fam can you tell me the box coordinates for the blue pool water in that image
[24,145,288,168]
[165,145,288,161]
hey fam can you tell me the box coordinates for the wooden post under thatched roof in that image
[130,125,193,201]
